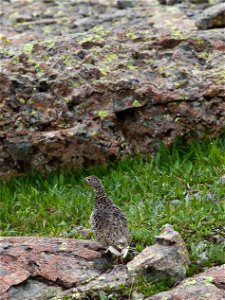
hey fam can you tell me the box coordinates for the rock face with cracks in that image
[0,226,192,300]
[1,0,225,178]
[0,237,109,300]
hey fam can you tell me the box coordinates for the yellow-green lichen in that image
[179,96,188,101]
[34,63,43,73]
[63,54,73,67]
[79,34,104,45]
[192,36,205,46]
[127,60,138,71]
[23,42,34,54]
[183,279,197,286]
[171,66,177,71]
[204,276,214,286]
[133,100,142,107]
[171,28,186,40]
[0,33,11,43]
[175,82,182,88]
[175,117,182,123]
[98,110,109,120]
[19,98,26,105]
[102,52,117,64]
[72,292,82,299]
[31,110,37,116]
[72,81,80,89]
[90,25,107,36]
[218,70,225,80]
[99,65,110,76]
[126,32,137,39]
[198,52,210,61]
[59,242,67,251]
[42,26,51,35]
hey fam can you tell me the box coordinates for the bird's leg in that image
[115,256,123,264]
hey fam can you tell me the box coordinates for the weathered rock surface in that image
[1,27,225,177]
[0,237,109,300]
[196,3,225,29]
[127,224,191,281]
[0,0,196,48]
[1,0,225,178]
[0,226,192,299]
[146,264,225,300]
[59,264,130,300]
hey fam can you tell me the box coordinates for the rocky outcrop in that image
[1,27,225,177]
[127,224,190,281]
[0,226,191,300]
[146,265,225,300]
[1,228,224,299]
[0,237,109,300]
[1,0,225,177]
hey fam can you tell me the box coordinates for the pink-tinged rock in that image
[0,27,225,178]
[0,237,109,300]
[59,265,130,299]
[146,264,225,300]
[127,225,190,281]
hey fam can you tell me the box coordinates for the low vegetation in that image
[1,137,225,296]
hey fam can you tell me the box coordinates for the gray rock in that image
[8,280,61,300]
[7,141,33,161]
[59,265,130,299]
[127,225,190,282]
[196,3,225,29]
[117,0,138,9]
[158,0,182,5]
[219,174,225,184]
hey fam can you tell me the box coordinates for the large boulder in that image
[1,27,224,177]
[0,237,109,300]
[1,0,225,178]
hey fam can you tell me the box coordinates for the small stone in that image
[127,225,190,282]
[131,290,144,300]
[77,227,92,239]
[170,199,180,206]
[158,0,182,5]
[196,3,225,29]
[219,174,225,185]
[117,0,138,9]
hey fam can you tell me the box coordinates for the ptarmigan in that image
[85,175,130,259]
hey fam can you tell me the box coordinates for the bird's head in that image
[85,175,103,190]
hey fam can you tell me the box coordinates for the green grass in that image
[1,137,225,297]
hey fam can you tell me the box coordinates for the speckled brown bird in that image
[85,175,130,259]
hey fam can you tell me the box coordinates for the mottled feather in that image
[85,175,130,257]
